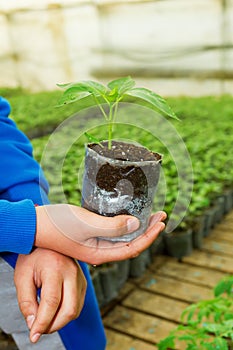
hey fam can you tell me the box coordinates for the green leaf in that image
[57,80,109,106]
[125,87,179,119]
[58,80,107,96]
[84,132,103,147]
[198,308,209,322]
[107,76,135,96]
[224,313,233,320]
[202,343,216,350]
[186,344,198,350]
[157,335,176,350]
[214,276,233,297]
[202,322,223,335]
[178,334,195,342]
[211,337,229,350]
[181,305,197,323]
[177,324,193,331]
[214,280,229,297]
[223,318,233,328]
[57,90,91,106]
[214,311,222,323]
[187,309,196,323]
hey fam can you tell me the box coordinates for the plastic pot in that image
[203,207,217,237]
[149,230,166,256]
[223,189,233,214]
[216,195,226,221]
[192,215,205,249]
[99,263,119,306]
[115,260,130,290]
[164,229,193,259]
[129,248,151,278]
[90,268,105,308]
[81,141,162,242]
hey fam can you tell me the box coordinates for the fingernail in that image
[127,218,140,232]
[31,333,41,343]
[150,212,166,225]
[26,315,35,329]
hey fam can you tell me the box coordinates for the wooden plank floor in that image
[103,211,233,350]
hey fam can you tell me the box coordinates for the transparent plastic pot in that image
[81,142,162,242]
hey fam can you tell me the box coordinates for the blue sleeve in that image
[0,97,49,199]
[0,199,36,253]
[0,96,49,254]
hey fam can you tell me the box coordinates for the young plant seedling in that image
[57,76,178,149]
[57,76,179,242]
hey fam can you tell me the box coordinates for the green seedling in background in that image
[158,275,233,350]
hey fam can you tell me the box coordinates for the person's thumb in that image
[71,206,140,239]
[38,204,140,242]
[85,213,140,239]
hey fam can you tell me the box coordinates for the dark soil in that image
[89,141,162,162]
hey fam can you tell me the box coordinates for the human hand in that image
[14,248,86,344]
[35,205,166,265]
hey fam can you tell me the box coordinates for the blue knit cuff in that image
[0,199,36,254]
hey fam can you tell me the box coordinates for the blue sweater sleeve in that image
[0,96,49,254]
[0,96,49,197]
[0,199,36,254]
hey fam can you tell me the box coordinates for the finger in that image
[148,211,167,224]
[129,221,166,258]
[43,204,140,241]
[78,209,166,239]
[85,212,166,265]
[14,268,38,330]
[69,206,141,238]
[47,265,87,333]
[29,274,62,343]
[96,211,167,249]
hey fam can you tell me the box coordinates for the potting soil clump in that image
[90,141,161,162]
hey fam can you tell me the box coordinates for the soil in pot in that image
[82,140,162,242]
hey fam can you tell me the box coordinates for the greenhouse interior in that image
[0,1,233,349]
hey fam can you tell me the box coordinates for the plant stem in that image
[107,101,119,149]
[94,96,109,121]
[108,104,114,149]
[112,101,119,123]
